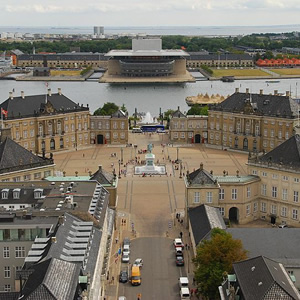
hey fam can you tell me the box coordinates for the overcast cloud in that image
[0,0,300,26]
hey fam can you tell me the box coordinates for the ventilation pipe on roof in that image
[47,88,51,96]
[200,163,203,170]
[260,89,263,95]
[99,165,102,171]
[246,88,249,94]
[58,88,62,95]
[21,91,25,99]
[9,91,13,100]
[274,90,278,95]
[286,91,290,97]
[235,88,239,93]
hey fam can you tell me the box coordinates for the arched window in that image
[50,139,55,150]
[60,138,64,149]
[243,138,248,150]
[57,121,62,134]
[41,141,45,151]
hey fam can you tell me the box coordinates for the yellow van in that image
[131,266,141,286]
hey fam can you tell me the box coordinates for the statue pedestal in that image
[134,153,166,175]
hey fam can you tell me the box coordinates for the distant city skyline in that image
[0,0,300,27]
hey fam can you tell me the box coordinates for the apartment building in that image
[208,88,299,153]
[169,107,208,143]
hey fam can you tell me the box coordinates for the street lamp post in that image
[118,160,121,179]
[179,162,182,178]
[176,147,179,163]
[121,147,123,164]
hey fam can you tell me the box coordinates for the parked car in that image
[180,287,190,299]
[122,253,130,263]
[119,270,128,283]
[118,297,126,300]
[174,238,184,248]
[175,247,183,257]
[176,256,184,266]
[123,244,130,255]
[179,277,189,288]
[133,258,143,268]
[123,237,130,246]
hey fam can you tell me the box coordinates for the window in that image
[278,131,282,138]
[44,170,51,178]
[210,122,214,130]
[4,284,11,292]
[247,187,251,198]
[15,246,25,258]
[4,266,10,278]
[13,189,20,199]
[120,132,125,139]
[295,178,300,183]
[206,192,212,203]
[34,172,41,179]
[285,132,289,139]
[253,202,258,212]
[23,130,28,138]
[2,189,9,199]
[272,174,278,179]
[294,191,299,203]
[261,184,266,196]
[219,207,225,216]
[48,122,52,135]
[90,122,94,129]
[194,192,200,203]
[219,189,225,200]
[24,174,31,181]
[71,124,75,132]
[121,122,125,129]
[231,189,237,200]
[246,204,251,215]
[261,202,266,213]
[113,122,117,129]
[78,123,82,131]
[282,189,288,201]
[113,132,118,139]
[181,132,185,138]
[272,186,277,198]
[262,172,267,177]
[271,205,277,215]
[236,122,241,133]
[50,139,55,150]
[264,129,268,137]
[174,122,178,129]
[181,122,185,129]
[270,129,274,137]
[188,132,193,138]
[292,209,298,220]
[281,207,287,217]
[3,246,9,258]
[252,170,257,175]
[282,175,289,181]
[255,124,260,136]
[174,132,178,139]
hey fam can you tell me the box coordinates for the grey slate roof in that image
[0,92,88,119]
[22,257,80,300]
[189,204,226,245]
[111,109,127,118]
[0,137,53,173]
[212,92,298,119]
[172,108,186,118]
[233,256,300,300]
[257,134,300,168]
[90,165,114,185]
[228,228,300,268]
[187,164,217,186]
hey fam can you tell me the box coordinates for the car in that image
[174,238,184,248]
[175,247,183,257]
[157,129,166,133]
[133,258,143,268]
[180,287,190,299]
[119,270,128,283]
[176,256,184,266]
[123,237,130,247]
[123,244,130,255]
[279,224,288,228]
[122,253,130,263]
[118,297,126,300]
[179,277,189,288]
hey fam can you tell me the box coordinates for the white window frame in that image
[194,192,200,203]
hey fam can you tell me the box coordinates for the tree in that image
[187,105,208,116]
[163,109,175,120]
[120,103,127,113]
[93,102,119,116]
[193,228,248,299]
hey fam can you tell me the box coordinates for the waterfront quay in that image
[53,132,248,300]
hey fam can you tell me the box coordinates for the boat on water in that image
[185,93,227,106]
[265,80,280,83]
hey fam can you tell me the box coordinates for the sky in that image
[0,0,300,27]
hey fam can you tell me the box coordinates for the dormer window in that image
[13,188,21,199]
[1,189,9,199]
[34,188,43,199]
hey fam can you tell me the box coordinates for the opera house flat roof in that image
[105,49,190,57]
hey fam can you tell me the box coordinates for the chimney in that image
[178,106,180,111]
[235,88,239,93]
[200,163,203,170]
[260,89,263,95]
[98,165,102,171]
[21,91,25,99]
[286,91,290,97]
[9,91,13,100]
[236,170,240,177]
[48,88,51,96]
[246,88,249,94]
[58,88,62,95]
[274,90,278,95]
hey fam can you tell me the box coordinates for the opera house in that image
[100,38,195,83]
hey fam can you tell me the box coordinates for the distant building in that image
[103,38,194,83]
[94,26,104,36]
[90,110,129,145]
[33,67,50,77]
[169,107,208,144]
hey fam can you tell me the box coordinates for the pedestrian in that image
[180,219,183,225]
[185,243,188,249]
[112,276,114,283]
[180,231,183,238]
[107,271,109,281]
[115,237,118,244]
[193,277,196,285]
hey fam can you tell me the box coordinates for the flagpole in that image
[1,108,3,129]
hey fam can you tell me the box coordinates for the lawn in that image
[50,70,81,77]
[269,68,300,75]
[212,68,269,77]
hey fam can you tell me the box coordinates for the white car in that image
[133,258,143,267]
[123,244,130,255]
[122,253,130,263]
[174,238,184,248]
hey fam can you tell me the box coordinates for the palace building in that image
[0,89,90,154]
[101,38,194,83]
[208,88,299,153]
